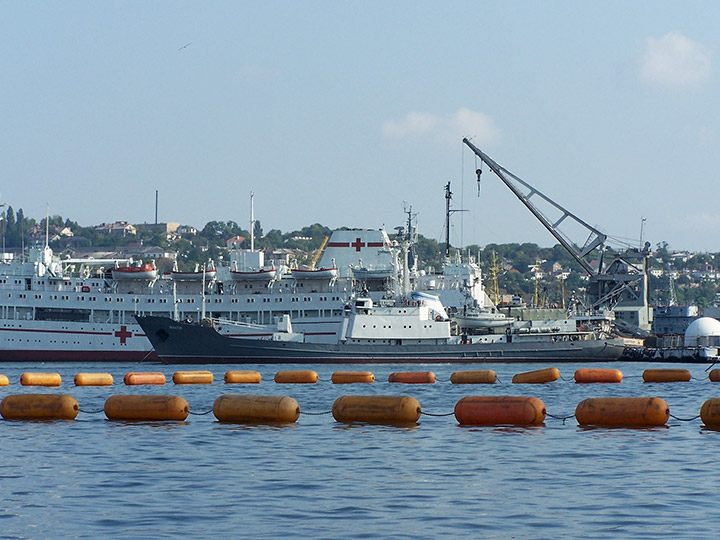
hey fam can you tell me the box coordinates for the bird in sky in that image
[177,42,192,51]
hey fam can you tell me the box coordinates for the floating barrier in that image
[574,368,623,384]
[332,395,421,424]
[454,396,546,425]
[700,398,720,427]
[172,371,214,385]
[0,375,8,386]
[74,373,114,386]
[575,397,669,427]
[642,369,691,383]
[123,372,166,386]
[450,370,497,384]
[388,371,436,384]
[20,372,62,387]
[709,369,720,382]
[224,370,262,384]
[104,395,189,421]
[0,394,79,420]
[274,370,318,384]
[213,394,300,423]
[512,367,560,384]
[331,371,375,384]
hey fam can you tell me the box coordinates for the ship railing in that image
[206,317,271,330]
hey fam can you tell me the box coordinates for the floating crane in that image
[462,138,651,334]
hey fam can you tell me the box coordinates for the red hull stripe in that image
[326,242,350,247]
[0,327,113,337]
[0,350,158,362]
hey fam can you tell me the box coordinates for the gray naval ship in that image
[135,292,627,364]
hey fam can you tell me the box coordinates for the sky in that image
[1,1,719,252]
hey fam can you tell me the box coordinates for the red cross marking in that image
[115,325,132,344]
[351,238,366,252]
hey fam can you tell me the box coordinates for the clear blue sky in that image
[1,1,718,252]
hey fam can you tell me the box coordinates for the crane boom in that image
[462,138,606,276]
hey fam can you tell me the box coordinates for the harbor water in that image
[2,360,720,539]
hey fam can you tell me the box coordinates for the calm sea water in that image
[1,360,720,539]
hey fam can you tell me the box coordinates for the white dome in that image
[684,317,720,347]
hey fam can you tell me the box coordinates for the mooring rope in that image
[188,409,213,416]
[420,411,455,417]
[545,412,575,424]
[669,413,701,422]
[301,410,333,416]
[78,407,105,414]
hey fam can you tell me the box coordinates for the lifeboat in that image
[171,267,217,281]
[230,268,277,281]
[291,267,338,279]
[112,263,157,281]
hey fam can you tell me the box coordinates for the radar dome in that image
[684,317,720,347]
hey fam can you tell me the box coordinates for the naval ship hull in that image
[136,316,626,364]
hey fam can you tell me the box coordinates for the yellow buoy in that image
[224,370,262,384]
[450,370,497,384]
[388,371,436,384]
[642,368,691,383]
[331,371,375,384]
[0,374,9,386]
[575,397,669,426]
[512,367,560,384]
[454,396,546,425]
[574,368,623,384]
[700,398,720,427]
[172,371,214,385]
[332,395,421,424]
[709,369,720,382]
[0,394,79,420]
[104,395,189,421]
[74,373,114,386]
[20,372,62,387]
[123,372,166,386]
[213,394,300,423]
[274,370,318,384]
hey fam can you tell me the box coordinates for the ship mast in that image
[444,182,467,258]
[250,191,255,252]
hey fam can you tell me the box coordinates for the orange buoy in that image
[104,395,189,421]
[709,369,720,382]
[454,396,546,425]
[0,375,9,386]
[331,371,375,384]
[0,394,79,420]
[74,373,114,386]
[574,368,623,384]
[224,370,262,384]
[213,394,300,423]
[700,398,720,427]
[512,367,560,384]
[172,371,214,384]
[332,395,421,424]
[642,368,691,383]
[450,370,497,384]
[20,372,62,387]
[388,371,436,384]
[274,370,318,384]
[123,372,166,386]
[575,397,669,426]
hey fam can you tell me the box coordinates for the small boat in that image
[291,266,338,279]
[230,268,277,281]
[453,308,515,330]
[112,263,157,281]
[171,263,217,281]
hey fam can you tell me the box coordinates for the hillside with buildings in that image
[1,206,719,308]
